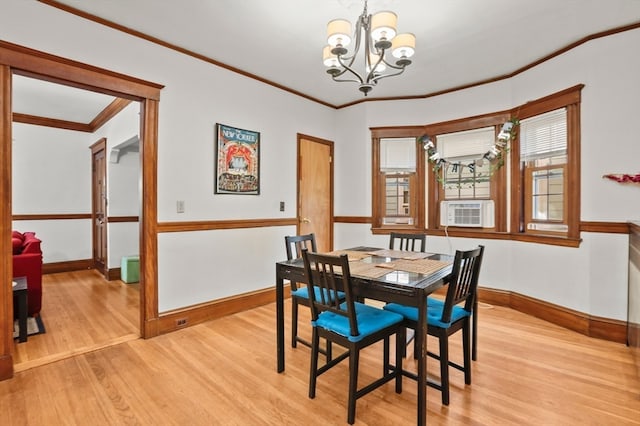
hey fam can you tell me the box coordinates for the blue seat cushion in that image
[292,286,345,302]
[383,298,470,328]
[313,302,404,342]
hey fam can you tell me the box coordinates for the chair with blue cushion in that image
[285,234,344,360]
[389,231,426,355]
[389,232,426,252]
[384,245,484,405]
[301,249,405,425]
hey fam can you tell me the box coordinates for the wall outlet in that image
[176,200,185,213]
[279,201,285,212]
[176,318,188,327]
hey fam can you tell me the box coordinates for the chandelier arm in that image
[335,55,365,84]
[369,66,408,84]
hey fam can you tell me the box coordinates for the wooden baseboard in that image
[43,259,93,275]
[157,285,292,335]
[154,283,625,344]
[478,287,627,344]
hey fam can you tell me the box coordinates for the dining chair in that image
[389,231,426,355]
[383,245,484,405]
[285,234,344,360]
[389,232,426,252]
[301,249,405,425]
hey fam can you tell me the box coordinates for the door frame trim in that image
[0,41,162,379]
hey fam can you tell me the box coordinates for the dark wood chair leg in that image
[472,298,478,360]
[463,321,472,384]
[309,329,319,399]
[439,334,450,406]
[395,329,404,393]
[291,298,299,348]
[347,349,359,425]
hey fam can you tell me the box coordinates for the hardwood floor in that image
[13,269,139,371]
[3,271,640,425]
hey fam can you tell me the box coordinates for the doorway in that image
[297,134,334,252]
[0,41,162,378]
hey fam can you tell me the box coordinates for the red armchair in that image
[12,231,43,317]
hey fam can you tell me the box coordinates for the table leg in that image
[416,291,427,426]
[276,275,285,373]
[17,289,28,343]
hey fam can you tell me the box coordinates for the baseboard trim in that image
[157,285,291,335]
[43,259,93,274]
[150,283,625,344]
[477,287,627,344]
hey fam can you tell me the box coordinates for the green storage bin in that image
[121,255,140,283]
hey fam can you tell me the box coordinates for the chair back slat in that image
[440,245,484,323]
[285,234,317,292]
[302,249,359,338]
[389,232,426,252]
[285,233,317,260]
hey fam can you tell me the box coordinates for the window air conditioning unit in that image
[440,200,495,228]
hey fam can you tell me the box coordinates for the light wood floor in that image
[3,270,640,425]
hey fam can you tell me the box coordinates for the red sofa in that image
[12,230,43,317]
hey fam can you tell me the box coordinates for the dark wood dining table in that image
[275,246,453,426]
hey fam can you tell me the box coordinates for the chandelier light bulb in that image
[327,19,352,47]
[370,11,397,42]
[392,33,416,59]
[323,45,339,68]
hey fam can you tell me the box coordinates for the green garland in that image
[420,118,519,185]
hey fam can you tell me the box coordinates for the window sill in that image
[423,228,582,248]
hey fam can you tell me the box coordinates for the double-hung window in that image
[520,109,568,233]
[379,137,418,226]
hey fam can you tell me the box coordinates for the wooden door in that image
[91,139,108,277]
[298,135,333,252]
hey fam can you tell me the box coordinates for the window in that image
[379,137,418,226]
[436,127,495,200]
[513,86,582,242]
[371,84,582,246]
[371,130,424,231]
[520,109,568,233]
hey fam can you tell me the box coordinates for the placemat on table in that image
[368,249,432,260]
[324,250,372,261]
[348,261,393,278]
[376,258,451,275]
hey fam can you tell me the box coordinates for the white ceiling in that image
[12,0,640,121]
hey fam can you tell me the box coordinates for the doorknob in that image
[300,217,311,224]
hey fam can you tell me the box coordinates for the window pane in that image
[531,168,564,221]
[383,174,414,224]
[442,159,490,199]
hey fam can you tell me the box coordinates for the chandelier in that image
[323,0,416,96]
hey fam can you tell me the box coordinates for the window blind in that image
[380,138,416,171]
[436,127,495,159]
[520,108,567,161]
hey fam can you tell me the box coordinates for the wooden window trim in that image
[510,84,583,241]
[371,132,425,232]
[371,85,583,246]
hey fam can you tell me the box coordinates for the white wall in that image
[11,123,93,263]
[4,3,638,321]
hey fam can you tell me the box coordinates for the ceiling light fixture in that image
[323,0,416,96]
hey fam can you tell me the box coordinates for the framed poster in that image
[215,123,260,194]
